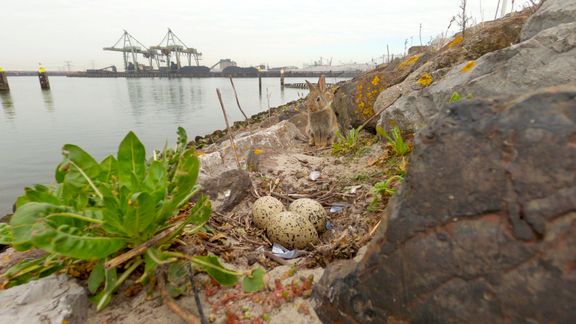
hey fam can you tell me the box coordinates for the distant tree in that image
[456,0,472,37]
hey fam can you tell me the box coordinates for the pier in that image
[65,70,360,78]
[282,82,336,89]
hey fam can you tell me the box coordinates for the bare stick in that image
[216,88,242,170]
[187,263,208,324]
[266,88,272,119]
[229,77,249,121]
[105,225,180,269]
[368,219,382,237]
[158,267,201,324]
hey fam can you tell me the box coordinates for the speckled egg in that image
[266,211,319,249]
[251,196,284,230]
[289,198,327,233]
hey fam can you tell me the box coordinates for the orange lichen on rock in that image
[417,73,433,87]
[354,75,387,118]
[448,35,464,49]
[460,60,477,73]
[398,55,422,70]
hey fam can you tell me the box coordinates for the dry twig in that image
[229,77,249,121]
[216,88,242,170]
[105,225,180,269]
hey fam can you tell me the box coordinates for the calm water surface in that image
[0,76,348,215]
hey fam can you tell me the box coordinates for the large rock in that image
[197,169,252,212]
[374,10,528,132]
[332,52,432,130]
[314,87,576,323]
[378,2,575,132]
[199,120,304,175]
[0,274,89,324]
[521,0,576,40]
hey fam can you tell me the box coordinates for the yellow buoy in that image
[38,67,50,89]
[0,67,9,91]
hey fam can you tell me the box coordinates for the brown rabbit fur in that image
[305,75,340,148]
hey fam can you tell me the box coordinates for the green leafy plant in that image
[369,175,404,211]
[449,91,462,103]
[372,175,404,197]
[376,126,411,156]
[332,128,368,156]
[449,91,474,104]
[0,128,264,310]
[332,128,360,155]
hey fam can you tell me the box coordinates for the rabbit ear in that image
[306,80,316,91]
[318,75,326,91]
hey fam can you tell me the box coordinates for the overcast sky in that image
[1,0,529,71]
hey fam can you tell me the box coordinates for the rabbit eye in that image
[316,97,321,102]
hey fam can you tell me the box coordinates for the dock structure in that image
[66,70,359,79]
[0,67,9,91]
[103,28,201,73]
[283,82,335,89]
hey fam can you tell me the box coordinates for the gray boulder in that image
[197,169,252,212]
[521,0,576,40]
[314,86,576,323]
[378,0,576,132]
[0,274,89,324]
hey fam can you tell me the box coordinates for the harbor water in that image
[0,76,349,215]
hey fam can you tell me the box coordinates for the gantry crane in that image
[103,30,160,72]
[150,28,202,70]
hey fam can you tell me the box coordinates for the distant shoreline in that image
[4,70,362,78]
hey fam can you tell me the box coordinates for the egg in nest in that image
[251,196,284,230]
[289,198,327,233]
[266,211,319,249]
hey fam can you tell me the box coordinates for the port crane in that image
[103,30,160,72]
[150,28,202,69]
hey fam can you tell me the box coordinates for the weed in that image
[376,126,411,156]
[332,128,371,157]
[449,91,474,103]
[0,128,264,310]
[449,91,462,103]
[369,175,404,210]
[372,175,404,197]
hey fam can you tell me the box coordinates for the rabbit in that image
[305,75,340,148]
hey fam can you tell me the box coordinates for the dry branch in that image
[216,88,242,170]
[229,77,249,121]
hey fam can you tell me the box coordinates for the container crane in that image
[103,30,160,72]
[150,28,202,70]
